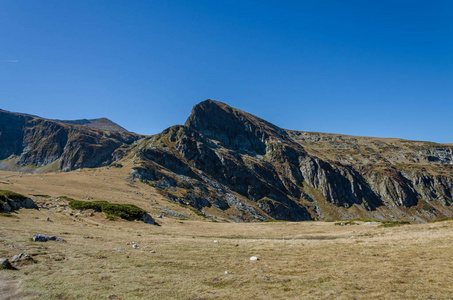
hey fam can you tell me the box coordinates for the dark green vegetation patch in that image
[68,200,146,221]
[379,220,410,227]
[0,190,27,205]
[0,213,18,218]
[32,194,51,198]
[58,196,75,202]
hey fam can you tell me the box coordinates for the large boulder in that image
[142,213,155,225]
[0,258,16,270]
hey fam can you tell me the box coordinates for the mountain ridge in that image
[1,100,453,222]
[0,109,142,172]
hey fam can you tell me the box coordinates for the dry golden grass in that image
[1,168,453,299]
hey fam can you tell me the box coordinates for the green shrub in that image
[422,203,431,210]
[0,190,27,201]
[379,221,410,228]
[106,215,117,221]
[0,213,18,218]
[68,200,104,211]
[68,200,146,221]
[58,196,75,202]
[101,203,146,221]
[263,218,285,223]
[32,194,51,198]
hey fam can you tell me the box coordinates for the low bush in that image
[379,220,410,228]
[32,194,51,198]
[0,213,18,218]
[68,200,146,221]
[101,203,146,221]
[58,196,75,202]
[263,218,285,223]
[0,190,27,202]
[68,200,103,211]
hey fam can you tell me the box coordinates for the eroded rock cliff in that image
[131,100,453,222]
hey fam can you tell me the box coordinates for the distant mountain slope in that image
[131,100,453,222]
[0,109,142,172]
[56,118,129,132]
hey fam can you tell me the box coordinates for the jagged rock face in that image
[133,125,312,221]
[133,100,453,222]
[185,100,287,155]
[0,110,141,172]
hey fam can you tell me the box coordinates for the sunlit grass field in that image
[1,168,453,299]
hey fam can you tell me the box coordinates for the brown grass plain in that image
[1,166,453,299]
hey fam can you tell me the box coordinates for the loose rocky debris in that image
[115,248,126,251]
[10,253,34,267]
[150,250,156,253]
[363,222,380,225]
[11,253,33,263]
[126,242,148,250]
[32,234,66,242]
[224,271,232,274]
[157,207,188,219]
[0,258,16,270]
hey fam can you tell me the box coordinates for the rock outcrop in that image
[0,190,37,212]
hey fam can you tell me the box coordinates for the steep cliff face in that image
[0,110,28,160]
[0,110,141,172]
[132,100,453,222]
[185,100,288,155]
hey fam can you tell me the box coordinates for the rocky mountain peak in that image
[184,99,287,154]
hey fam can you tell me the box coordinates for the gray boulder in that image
[9,198,38,210]
[2,202,11,212]
[142,213,155,225]
[0,194,37,213]
[32,234,66,242]
[0,258,16,270]
[11,253,32,263]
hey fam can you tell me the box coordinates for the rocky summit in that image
[2,101,453,222]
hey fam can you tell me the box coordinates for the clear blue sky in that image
[1,1,452,142]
